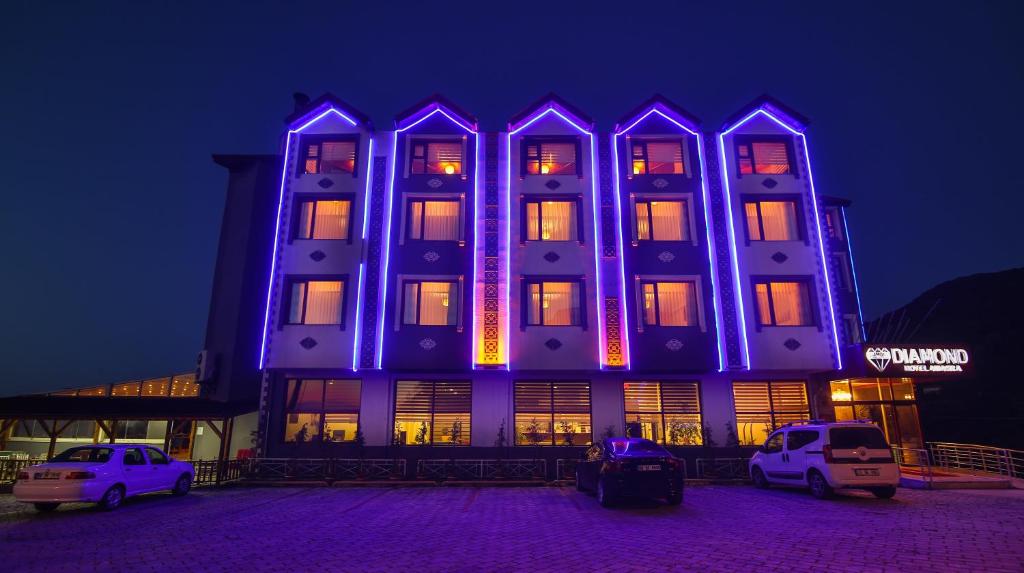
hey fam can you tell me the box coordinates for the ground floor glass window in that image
[283,379,361,443]
[394,380,471,445]
[623,381,703,445]
[830,378,923,449]
[732,381,810,445]
[514,381,591,446]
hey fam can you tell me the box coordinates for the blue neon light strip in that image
[840,206,867,343]
[351,136,375,371]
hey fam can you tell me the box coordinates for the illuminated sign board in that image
[863,345,970,375]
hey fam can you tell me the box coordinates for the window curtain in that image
[540,143,576,175]
[635,203,651,240]
[427,142,463,175]
[321,141,356,173]
[752,142,790,174]
[642,284,657,325]
[418,282,455,325]
[403,283,419,324]
[541,201,575,240]
[770,282,811,325]
[526,203,540,240]
[289,283,307,324]
[304,281,343,324]
[528,283,542,324]
[744,203,762,240]
[754,283,772,326]
[656,282,695,326]
[759,201,798,240]
[298,202,315,239]
[646,142,684,174]
[542,282,578,325]
[649,201,687,241]
[312,200,350,239]
[422,201,459,240]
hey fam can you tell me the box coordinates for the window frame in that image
[407,137,468,179]
[281,275,349,329]
[627,138,689,178]
[733,134,798,178]
[631,194,696,244]
[393,380,472,446]
[824,206,845,241]
[398,277,463,329]
[622,381,703,446]
[282,378,362,444]
[520,195,584,243]
[513,380,593,446]
[290,193,356,243]
[520,136,582,178]
[296,134,360,178]
[637,280,700,328]
[750,276,819,330]
[404,197,463,243]
[740,194,806,244]
[732,381,812,446]
[521,276,587,330]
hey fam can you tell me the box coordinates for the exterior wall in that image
[823,201,865,345]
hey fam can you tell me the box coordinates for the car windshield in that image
[829,427,889,449]
[50,447,114,463]
[609,439,665,455]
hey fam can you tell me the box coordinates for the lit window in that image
[623,382,702,445]
[394,380,471,445]
[524,199,578,241]
[402,281,458,326]
[831,254,853,291]
[141,377,170,397]
[283,379,361,443]
[514,381,591,446]
[169,374,200,397]
[302,138,357,175]
[525,280,583,326]
[641,281,698,327]
[635,200,689,241]
[407,200,460,241]
[744,199,801,241]
[523,139,577,176]
[296,199,351,240]
[410,140,464,175]
[287,279,344,325]
[753,280,815,327]
[111,382,140,397]
[631,140,684,175]
[736,139,792,175]
[732,382,810,445]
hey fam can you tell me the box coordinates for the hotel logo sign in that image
[864,345,970,375]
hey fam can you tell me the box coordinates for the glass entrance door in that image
[830,378,923,449]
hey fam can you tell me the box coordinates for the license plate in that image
[36,471,61,480]
[637,464,661,472]
[854,468,880,477]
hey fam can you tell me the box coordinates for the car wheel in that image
[751,466,769,489]
[871,486,897,499]
[808,470,834,499]
[172,474,192,496]
[98,485,125,511]
[33,502,60,512]
[574,468,585,492]
[597,478,615,508]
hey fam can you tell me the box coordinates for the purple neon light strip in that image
[351,136,375,371]
[471,130,482,368]
[259,107,359,369]
[840,206,867,342]
[720,108,843,370]
[608,134,632,369]
[377,108,479,369]
[506,106,605,367]
[614,107,726,371]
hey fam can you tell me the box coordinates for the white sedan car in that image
[14,444,195,511]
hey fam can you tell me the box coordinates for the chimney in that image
[293,92,311,113]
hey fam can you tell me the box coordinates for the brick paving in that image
[0,485,1022,572]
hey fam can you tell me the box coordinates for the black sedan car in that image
[574,438,684,507]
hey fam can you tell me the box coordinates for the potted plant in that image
[493,419,507,479]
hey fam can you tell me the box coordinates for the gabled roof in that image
[720,94,811,133]
[394,94,478,132]
[508,93,594,133]
[615,94,703,134]
[284,92,373,130]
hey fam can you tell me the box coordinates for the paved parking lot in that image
[1,484,1022,572]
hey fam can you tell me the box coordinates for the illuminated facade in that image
[239,93,887,456]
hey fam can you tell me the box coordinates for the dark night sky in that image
[1,1,1021,396]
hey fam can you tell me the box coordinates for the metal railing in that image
[0,459,36,484]
[417,459,546,481]
[695,458,750,480]
[891,447,932,485]
[929,442,1024,479]
[189,459,246,485]
[557,458,689,481]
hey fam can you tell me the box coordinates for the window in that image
[140,377,170,397]
[523,138,578,176]
[762,432,784,453]
[111,382,140,397]
[831,254,853,291]
[295,198,352,240]
[514,381,591,446]
[843,315,863,344]
[301,138,357,175]
[753,279,815,327]
[410,139,464,175]
[11,420,50,439]
[635,200,689,242]
[123,448,147,465]
[524,199,579,241]
[283,379,361,443]
[406,199,460,241]
[286,279,345,325]
[787,430,819,451]
[524,280,584,327]
[393,380,471,445]
[640,281,698,327]
[824,206,844,241]
[402,281,458,326]
[145,447,170,464]
[732,381,810,445]
[743,199,801,241]
[623,382,702,445]
[631,140,684,175]
[735,138,793,175]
